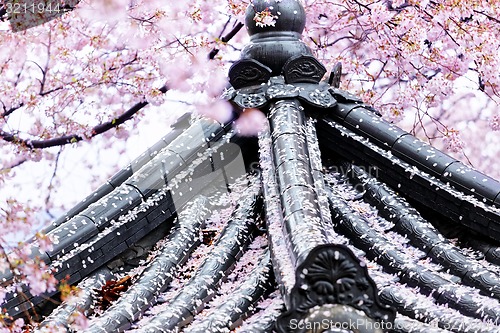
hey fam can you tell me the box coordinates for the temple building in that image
[2,1,500,332]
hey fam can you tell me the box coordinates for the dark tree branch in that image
[473,10,500,24]
[0,158,27,171]
[1,18,243,150]
[40,86,64,97]
[209,22,244,59]
[0,85,168,149]
[325,35,359,48]
[218,17,232,39]
[175,36,194,55]
[372,60,388,88]
[1,103,24,117]
[351,0,371,12]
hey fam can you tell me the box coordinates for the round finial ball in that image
[245,0,306,37]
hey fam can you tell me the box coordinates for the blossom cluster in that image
[305,0,499,176]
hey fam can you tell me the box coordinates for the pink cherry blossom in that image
[443,128,465,153]
[254,8,278,27]
[235,108,267,136]
[490,115,500,131]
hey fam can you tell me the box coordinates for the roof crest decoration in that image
[225,0,366,111]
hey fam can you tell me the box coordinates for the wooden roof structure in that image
[2,1,500,332]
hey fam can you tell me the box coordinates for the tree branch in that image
[473,10,500,24]
[0,158,27,172]
[209,22,244,59]
[0,85,168,149]
[1,18,242,150]
[1,103,24,117]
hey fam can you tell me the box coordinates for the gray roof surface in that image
[0,103,497,332]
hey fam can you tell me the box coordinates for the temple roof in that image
[2,1,500,332]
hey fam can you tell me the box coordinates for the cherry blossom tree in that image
[304,0,500,172]
[0,0,498,330]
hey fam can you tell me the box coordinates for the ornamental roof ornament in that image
[228,1,396,330]
[226,0,364,111]
[245,0,306,37]
[229,0,330,90]
[240,0,312,77]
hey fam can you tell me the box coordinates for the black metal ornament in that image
[283,55,327,84]
[228,59,272,89]
[275,245,395,332]
[226,77,339,110]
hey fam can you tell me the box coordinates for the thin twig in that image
[0,158,27,171]
[44,149,62,218]
[209,21,244,59]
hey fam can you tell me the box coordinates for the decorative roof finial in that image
[229,0,329,88]
[245,0,306,37]
[240,0,312,75]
